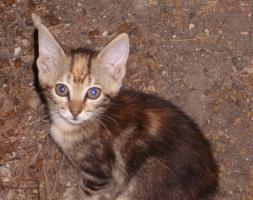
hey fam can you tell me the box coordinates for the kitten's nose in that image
[69,100,82,118]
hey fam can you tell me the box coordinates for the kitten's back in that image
[103,89,218,200]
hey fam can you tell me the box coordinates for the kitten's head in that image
[32,14,129,125]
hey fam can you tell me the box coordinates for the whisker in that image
[93,112,123,132]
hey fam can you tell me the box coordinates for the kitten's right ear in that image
[96,33,129,83]
[32,13,66,85]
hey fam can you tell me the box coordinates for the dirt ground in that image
[0,0,252,199]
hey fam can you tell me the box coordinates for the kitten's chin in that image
[61,116,87,125]
[52,114,86,126]
[67,118,84,125]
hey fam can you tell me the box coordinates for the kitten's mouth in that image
[58,114,84,125]
[67,118,84,124]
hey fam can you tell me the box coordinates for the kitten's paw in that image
[63,185,85,200]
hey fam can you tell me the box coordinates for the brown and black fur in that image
[32,14,218,200]
[59,88,218,200]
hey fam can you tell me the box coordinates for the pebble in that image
[116,22,129,33]
[21,39,29,47]
[147,85,155,91]
[89,30,99,38]
[204,28,210,35]
[86,40,92,44]
[189,23,195,30]
[239,147,247,156]
[240,31,249,36]
[14,47,21,56]
[47,15,60,26]
[162,71,168,76]
[102,31,109,37]
[25,18,33,26]
[0,166,11,182]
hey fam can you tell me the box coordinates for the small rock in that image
[14,47,22,56]
[233,117,242,126]
[47,15,60,26]
[204,28,210,35]
[0,166,11,182]
[21,39,29,47]
[102,31,109,37]
[240,147,247,156]
[89,30,100,39]
[212,105,220,113]
[86,40,92,45]
[25,18,33,26]
[240,31,249,36]
[116,22,129,33]
[162,71,168,76]
[147,85,155,91]
[28,0,42,10]
[189,23,195,30]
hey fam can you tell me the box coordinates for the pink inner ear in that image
[38,56,50,73]
[103,62,125,81]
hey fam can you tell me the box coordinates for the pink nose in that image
[69,100,82,118]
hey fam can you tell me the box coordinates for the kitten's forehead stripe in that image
[87,52,93,71]
[70,53,90,84]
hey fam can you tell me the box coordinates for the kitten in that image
[32,14,218,200]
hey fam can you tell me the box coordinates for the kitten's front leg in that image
[63,184,102,200]
[63,184,85,200]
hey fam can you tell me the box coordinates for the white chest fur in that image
[50,116,82,149]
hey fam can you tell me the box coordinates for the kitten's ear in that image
[97,33,129,82]
[32,13,66,84]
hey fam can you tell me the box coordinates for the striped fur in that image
[33,14,218,200]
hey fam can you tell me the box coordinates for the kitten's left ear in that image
[96,33,129,82]
[32,13,67,85]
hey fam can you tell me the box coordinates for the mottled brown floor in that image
[0,0,253,199]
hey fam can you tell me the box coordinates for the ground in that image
[0,0,253,199]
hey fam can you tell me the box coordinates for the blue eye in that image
[87,87,101,99]
[55,84,69,96]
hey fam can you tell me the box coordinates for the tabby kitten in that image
[32,14,218,200]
